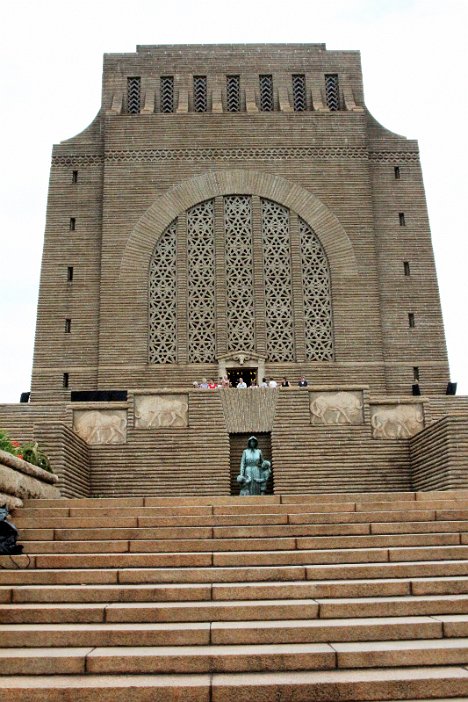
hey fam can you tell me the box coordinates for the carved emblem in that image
[135,395,188,429]
[73,410,127,445]
[370,404,424,440]
[310,391,363,425]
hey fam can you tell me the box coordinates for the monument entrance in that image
[227,368,257,387]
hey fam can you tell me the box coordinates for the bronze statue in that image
[237,436,271,495]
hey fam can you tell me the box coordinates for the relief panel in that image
[73,410,127,445]
[135,394,189,429]
[370,404,424,439]
[310,391,363,425]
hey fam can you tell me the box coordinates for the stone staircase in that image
[1,491,468,700]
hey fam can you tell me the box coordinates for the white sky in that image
[0,0,467,403]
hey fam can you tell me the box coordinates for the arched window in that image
[148,196,334,364]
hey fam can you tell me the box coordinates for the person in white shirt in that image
[269,378,278,388]
[237,377,247,389]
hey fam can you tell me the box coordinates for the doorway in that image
[229,432,273,495]
[227,368,257,387]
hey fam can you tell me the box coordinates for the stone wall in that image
[410,416,468,491]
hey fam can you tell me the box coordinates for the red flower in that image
[17,454,23,460]
[11,441,20,447]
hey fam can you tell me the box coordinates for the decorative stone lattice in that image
[160,76,174,113]
[135,395,188,429]
[226,75,240,112]
[299,218,334,361]
[261,199,295,361]
[292,74,307,111]
[127,77,141,114]
[259,75,274,111]
[193,76,207,112]
[224,196,255,352]
[187,200,216,362]
[325,74,340,111]
[149,221,177,363]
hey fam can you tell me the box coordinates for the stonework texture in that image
[0,43,465,496]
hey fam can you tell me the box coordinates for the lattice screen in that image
[193,76,208,112]
[160,76,174,113]
[299,218,334,360]
[149,221,177,363]
[224,196,255,351]
[226,75,241,112]
[127,77,141,114]
[292,74,306,111]
[187,200,216,362]
[259,75,274,111]
[261,199,295,361]
[148,197,334,365]
[325,74,340,111]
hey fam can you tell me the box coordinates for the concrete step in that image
[2,594,468,625]
[21,489,468,508]
[16,519,468,543]
[5,576,468,604]
[9,544,468,570]
[3,639,468,676]
[0,616,447,648]
[0,599,320,624]
[3,559,468,586]
[14,505,468,531]
[1,667,468,702]
[19,532,462,554]
[0,643,337,675]
[333,638,468,668]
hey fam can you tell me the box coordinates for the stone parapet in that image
[0,449,60,509]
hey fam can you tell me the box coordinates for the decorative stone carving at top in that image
[310,391,363,425]
[135,395,188,429]
[370,404,424,440]
[73,410,127,445]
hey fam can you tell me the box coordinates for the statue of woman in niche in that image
[237,436,270,495]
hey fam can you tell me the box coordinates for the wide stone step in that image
[4,576,468,604]
[4,559,468,586]
[1,667,468,702]
[2,594,468,625]
[21,489,468,508]
[0,615,451,648]
[17,519,468,543]
[4,639,468,676]
[0,643,338,675]
[6,544,468,571]
[14,507,468,530]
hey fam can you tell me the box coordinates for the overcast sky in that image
[0,0,466,403]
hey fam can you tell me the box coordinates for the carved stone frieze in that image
[310,391,363,425]
[73,410,127,445]
[135,395,188,429]
[370,404,424,440]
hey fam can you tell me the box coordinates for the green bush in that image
[0,429,52,473]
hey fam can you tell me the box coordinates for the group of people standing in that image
[193,376,309,389]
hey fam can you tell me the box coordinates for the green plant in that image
[0,429,19,456]
[0,429,52,473]
[20,442,52,473]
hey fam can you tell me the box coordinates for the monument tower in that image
[1,44,466,497]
